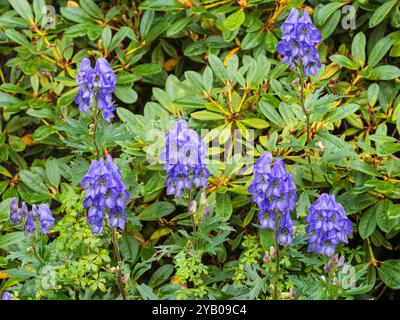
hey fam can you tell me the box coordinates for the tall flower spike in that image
[277,8,322,76]
[306,193,352,256]
[160,119,209,198]
[249,152,297,246]
[75,58,117,122]
[82,154,129,234]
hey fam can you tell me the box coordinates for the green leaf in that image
[101,27,112,49]
[265,32,278,53]
[372,65,400,80]
[368,83,380,107]
[115,86,138,103]
[359,207,377,239]
[5,29,31,48]
[320,10,340,40]
[223,9,245,31]
[0,198,13,222]
[109,27,134,51]
[378,260,400,289]
[208,54,228,82]
[45,157,60,189]
[241,30,264,50]
[148,264,174,288]
[215,192,232,219]
[241,118,269,129]
[258,100,283,127]
[191,110,224,121]
[140,10,154,38]
[0,232,25,250]
[368,37,392,68]
[329,55,359,70]
[32,125,58,141]
[315,2,345,26]
[369,0,397,28]
[351,32,366,67]
[376,199,394,233]
[80,0,103,19]
[132,63,162,75]
[137,202,175,221]
[327,104,359,123]
[166,16,191,37]
[19,170,49,195]
[8,0,33,22]
[119,234,139,261]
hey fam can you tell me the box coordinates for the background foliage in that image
[0,0,399,300]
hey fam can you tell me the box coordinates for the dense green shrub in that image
[0,0,399,300]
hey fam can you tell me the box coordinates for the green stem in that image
[298,67,315,186]
[111,229,127,300]
[32,233,44,265]
[273,223,280,300]
[188,191,198,251]
[90,107,101,160]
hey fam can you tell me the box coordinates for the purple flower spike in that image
[277,8,322,76]
[160,119,209,198]
[82,154,129,234]
[306,193,353,257]
[249,152,298,246]
[75,58,117,122]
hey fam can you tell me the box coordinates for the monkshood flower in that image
[9,199,54,237]
[1,292,12,300]
[249,153,297,245]
[75,58,117,122]
[306,193,353,256]
[38,204,55,234]
[277,8,322,76]
[82,154,129,234]
[160,119,209,198]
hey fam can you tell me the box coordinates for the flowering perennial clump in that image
[277,8,322,76]
[160,119,209,198]
[249,152,297,245]
[9,198,55,237]
[82,154,129,234]
[306,193,353,256]
[75,58,117,122]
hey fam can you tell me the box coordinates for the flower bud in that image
[337,255,345,271]
[263,251,271,264]
[188,200,197,215]
[204,203,211,217]
[270,246,276,258]
[323,260,332,274]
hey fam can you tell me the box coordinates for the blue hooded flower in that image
[160,119,209,198]
[249,152,297,246]
[38,204,55,234]
[9,199,55,237]
[75,58,94,113]
[82,154,129,234]
[306,193,352,256]
[24,210,36,237]
[277,8,322,76]
[75,58,117,122]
